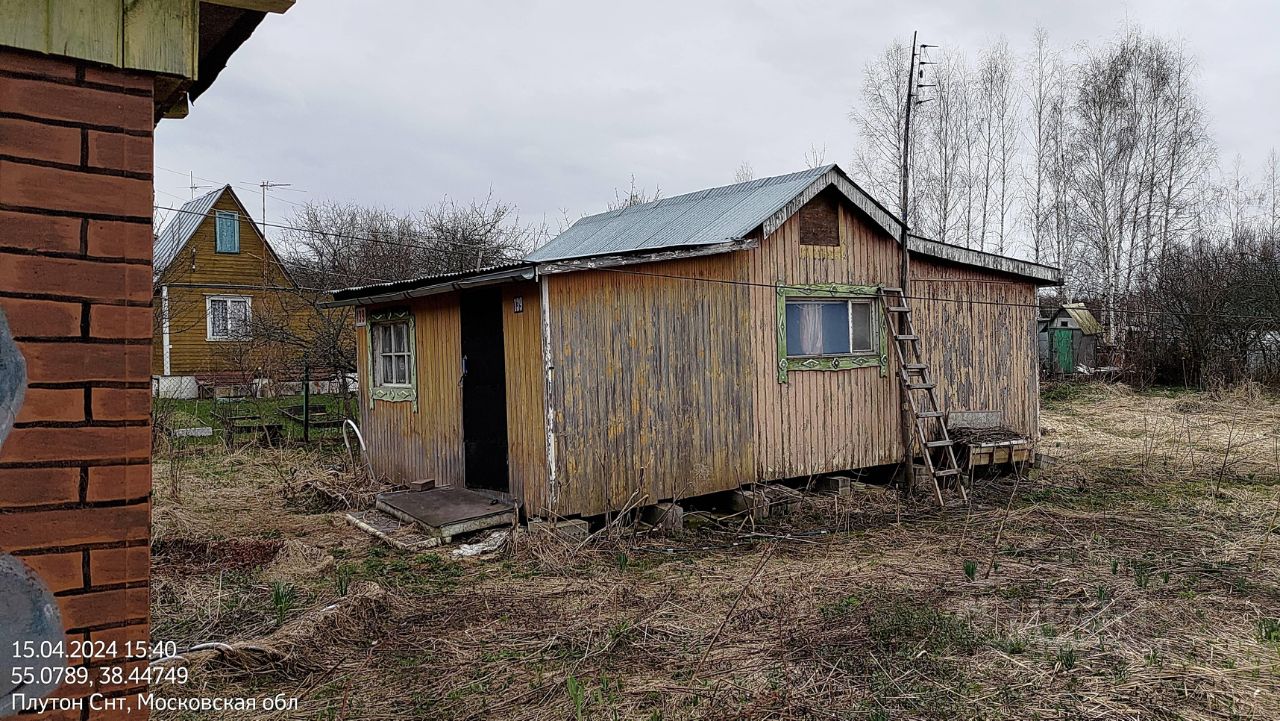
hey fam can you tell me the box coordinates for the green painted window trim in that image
[367,309,418,410]
[775,282,888,383]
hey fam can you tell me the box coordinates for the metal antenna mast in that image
[188,171,212,199]
[259,179,292,234]
[896,31,936,491]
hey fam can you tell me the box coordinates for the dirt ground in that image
[148,384,1280,720]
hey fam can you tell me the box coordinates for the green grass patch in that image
[354,546,465,593]
[1040,382,1107,409]
[155,392,356,445]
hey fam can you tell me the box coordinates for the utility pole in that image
[897,31,935,491]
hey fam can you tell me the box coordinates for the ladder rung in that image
[881,287,903,294]
[917,411,944,418]
[895,334,919,341]
[934,469,962,477]
[904,363,928,370]
[925,439,953,448]
[886,306,911,313]
[906,382,935,390]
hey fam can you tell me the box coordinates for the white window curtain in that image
[374,321,413,386]
[786,300,853,357]
[208,296,250,340]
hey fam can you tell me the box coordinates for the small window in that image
[785,299,875,357]
[1059,320,1069,328]
[215,210,240,253]
[206,295,251,340]
[372,321,413,387]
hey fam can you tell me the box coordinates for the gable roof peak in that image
[152,184,284,282]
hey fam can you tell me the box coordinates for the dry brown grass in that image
[150,385,1280,720]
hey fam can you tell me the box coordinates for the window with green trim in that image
[368,309,417,405]
[776,283,887,382]
[785,299,875,357]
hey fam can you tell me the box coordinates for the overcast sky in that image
[155,0,1280,239]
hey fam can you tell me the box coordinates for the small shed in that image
[327,165,1061,521]
[1038,303,1101,374]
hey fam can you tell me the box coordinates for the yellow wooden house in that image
[152,185,303,397]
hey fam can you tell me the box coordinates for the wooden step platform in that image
[375,486,516,540]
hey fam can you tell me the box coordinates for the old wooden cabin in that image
[328,165,1060,524]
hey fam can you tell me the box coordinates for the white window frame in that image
[205,294,252,341]
[371,320,414,388]
[367,309,418,407]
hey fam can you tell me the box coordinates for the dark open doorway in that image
[459,288,510,493]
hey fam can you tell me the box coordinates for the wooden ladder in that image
[880,287,965,506]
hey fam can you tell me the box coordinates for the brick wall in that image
[0,48,153,719]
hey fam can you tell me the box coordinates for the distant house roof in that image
[153,185,289,283]
[153,186,224,277]
[1061,303,1103,335]
[324,164,1061,306]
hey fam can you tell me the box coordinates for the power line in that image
[151,204,1280,324]
[154,203,507,259]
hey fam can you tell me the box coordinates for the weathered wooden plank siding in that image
[357,295,464,485]
[907,258,1040,436]
[747,205,904,481]
[544,256,754,518]
[353,197,1040,513]
[501,282,548,510]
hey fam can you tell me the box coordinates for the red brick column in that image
[0,47,153,719]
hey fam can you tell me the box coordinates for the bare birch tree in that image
[916,49,969,244]
[804,143,829,169]
[608,175,662,210]
[1022,27,1069,264]
[851,38,916,220]
[971,41,1019,253]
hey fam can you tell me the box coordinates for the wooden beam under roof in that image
[201,0,293,12]
[0,0,200,77]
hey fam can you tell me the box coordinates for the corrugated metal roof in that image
[526,164,1060,285]
[326,164,1062,304]
[153,186,226,277]
[526,166,836,263]
[328,261,532,298]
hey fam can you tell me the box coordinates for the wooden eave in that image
[0,0,291,120]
